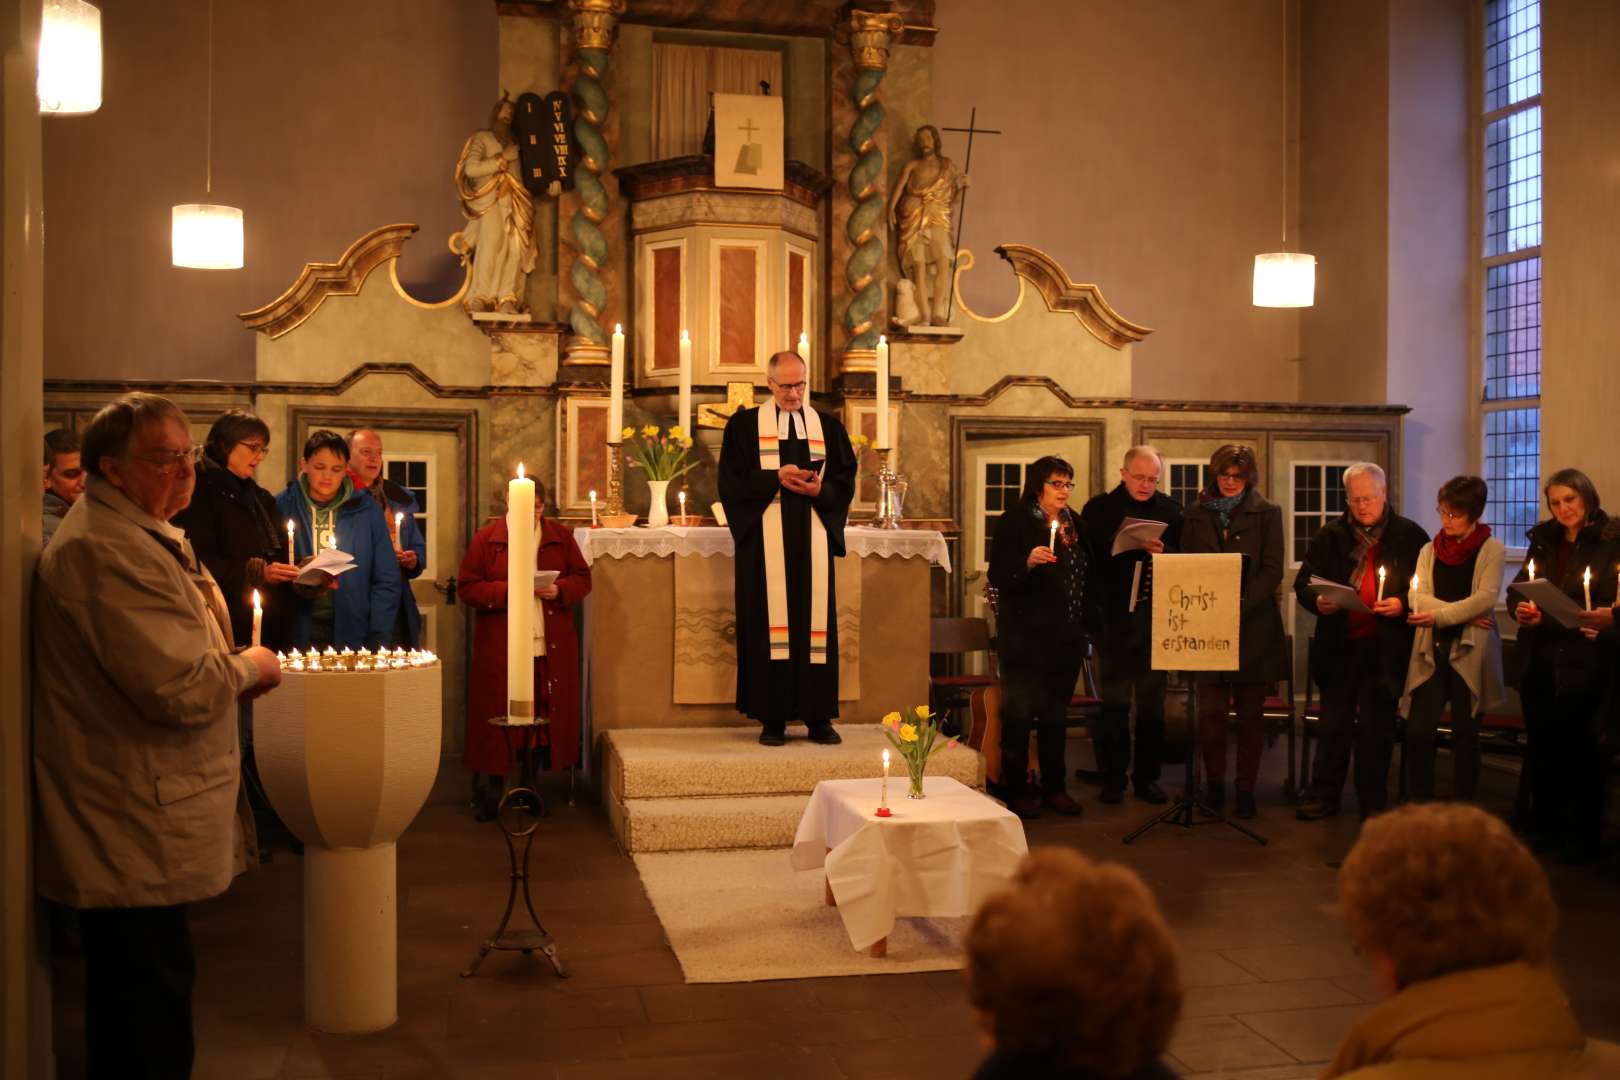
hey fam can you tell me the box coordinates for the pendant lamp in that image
[1253,0,1313,308]
[37,0,102,115]
[172,0,243,269]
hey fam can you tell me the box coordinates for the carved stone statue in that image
[888,124,968,326]
[453,94,539,316]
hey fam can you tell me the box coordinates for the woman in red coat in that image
[457,480,591,820]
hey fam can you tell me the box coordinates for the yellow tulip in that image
[899,723,919,743]
[913,705,933,721]
[641,424,660,438]
[682,437,694,449]
[881,711,901,729]
[669,425,686,440]
[621,425,636,440]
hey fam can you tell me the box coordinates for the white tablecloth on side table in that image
[789,776,1028,951]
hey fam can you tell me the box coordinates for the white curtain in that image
[651,43,783,161]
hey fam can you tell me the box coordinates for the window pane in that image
[1484,256,1541,400]
[1483,407,1541,539]
[1484,106,1541,256]
[1485,0,1541,111]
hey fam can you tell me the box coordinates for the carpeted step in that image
[611,792,812,853]
[602,725,982,803]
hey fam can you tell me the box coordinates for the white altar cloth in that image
[789,776,1027,951]
[574,525,951,573]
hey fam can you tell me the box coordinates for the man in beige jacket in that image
[34,393,281,1079]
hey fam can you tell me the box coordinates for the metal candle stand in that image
[461,707,569,979]
[873,447,901,529]
[605,441,625,516]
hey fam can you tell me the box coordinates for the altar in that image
[575,525,949,742]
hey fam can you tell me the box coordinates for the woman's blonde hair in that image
[1338,804,1556,988]
[966,848,1182,1076]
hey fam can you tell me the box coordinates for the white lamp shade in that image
[37,0,102,116]
[1253,252,1316,308]
[172,204,244,269]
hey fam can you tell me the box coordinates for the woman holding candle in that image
[457,477,592,821]
[1179,445,1285,820]
[987,455,1104,820]
[275,430,399,650]
[1509,468,1620,862]
[1399,476,1505,803]
[173,409,300,652]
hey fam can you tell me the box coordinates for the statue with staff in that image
[889,112,999,328]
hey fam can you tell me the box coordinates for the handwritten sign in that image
[1151,553,1241,672]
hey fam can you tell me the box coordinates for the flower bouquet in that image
[880,705,958,799]
[621,423,696,481]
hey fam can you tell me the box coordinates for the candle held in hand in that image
[1376,566,1387,603]
[1526,558,1535,581]
[1583,566,1593,611]
[393,511,404,553]
[286,519,295,564]
[1048,518,1059,552]
[251,589,262,648]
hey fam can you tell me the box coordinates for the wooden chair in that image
[929,616,997,742]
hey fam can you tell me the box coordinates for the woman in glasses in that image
[172,409,300,651]
[1180,445,1285,819]
[988,455,1104,819]
[1400,476,1505,804]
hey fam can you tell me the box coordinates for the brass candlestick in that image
[605,441,624,516]
[874,448,899,529]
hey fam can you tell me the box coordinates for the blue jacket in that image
[274,479,400,649]
[375,477,427,646]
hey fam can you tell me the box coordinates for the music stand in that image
[1121,552,1267,846]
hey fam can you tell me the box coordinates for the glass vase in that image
[906,757,927,799]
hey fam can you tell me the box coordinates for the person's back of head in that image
[967,848,1181,1077]
[1339,803,1556,990]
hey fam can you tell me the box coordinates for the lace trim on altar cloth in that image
[572,525,951,573]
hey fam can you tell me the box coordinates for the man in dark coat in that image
[1293,462,1427,820]
[1079,446,1184,804]
[718,351,858,746]
[348,428,428,647]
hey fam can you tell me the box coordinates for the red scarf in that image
[1433,523,1491,567]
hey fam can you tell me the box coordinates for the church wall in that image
[1385,0,1469,515]
[930,0,1302,403]
[1542,3,1620,505]
[1297,0,1391,407]
[41,0,498,382]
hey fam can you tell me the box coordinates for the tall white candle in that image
[286,518,295,564]
[1583,566,1593,611]
[589,489,599,528]
[881,748,890,809]
[1049,518,1059,551]
[251,589,262,648]
[797,331,811,392]
[1376,566,1387,604]
[678,328,692,437]
[609,323,625,441]
[875,335,890,450]
[507,464,536,722]
[392,511,404,553]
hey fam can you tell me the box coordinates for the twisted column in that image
[564,0,624,363]
[842,10,903,357]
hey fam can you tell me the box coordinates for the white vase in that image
[646,478,671,528]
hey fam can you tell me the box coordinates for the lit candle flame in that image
[589,490,597,501]
[614,322,622,334]
[681,327,690,342]
[517,462,525,480]
[252,589,261,610]
[882,748,890,768]
[1526,559,1535,580]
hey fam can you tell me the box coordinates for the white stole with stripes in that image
[757,402,829,664]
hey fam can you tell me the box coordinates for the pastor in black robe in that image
[718,405,858,731]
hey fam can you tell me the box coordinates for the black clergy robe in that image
[718,405,858,728]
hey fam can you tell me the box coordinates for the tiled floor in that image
[49,743,1620,1079]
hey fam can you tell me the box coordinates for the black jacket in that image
[1507,511,1620,697]
[988,502,1104,668]
[1079,484,1183,649]
[972,1048,1178,1080]
[171,454,294,650]
[1292,509,1428,697]
[1180,487,1287,683]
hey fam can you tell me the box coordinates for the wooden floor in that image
[49,744,1620,1079]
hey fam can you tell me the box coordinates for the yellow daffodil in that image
[621,425,636,440]
[669,425,686,440]
[881,711,901,729]
[681,437,694,449]
[912,704,933,721]
[641,424,660,438]
[899,723,919,743]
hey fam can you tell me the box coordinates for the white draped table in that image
[572,525,950,747]
[790,776,1028,953]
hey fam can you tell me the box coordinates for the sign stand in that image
[1123,553,1267,847]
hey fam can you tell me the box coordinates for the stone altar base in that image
[601,725,984,854]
